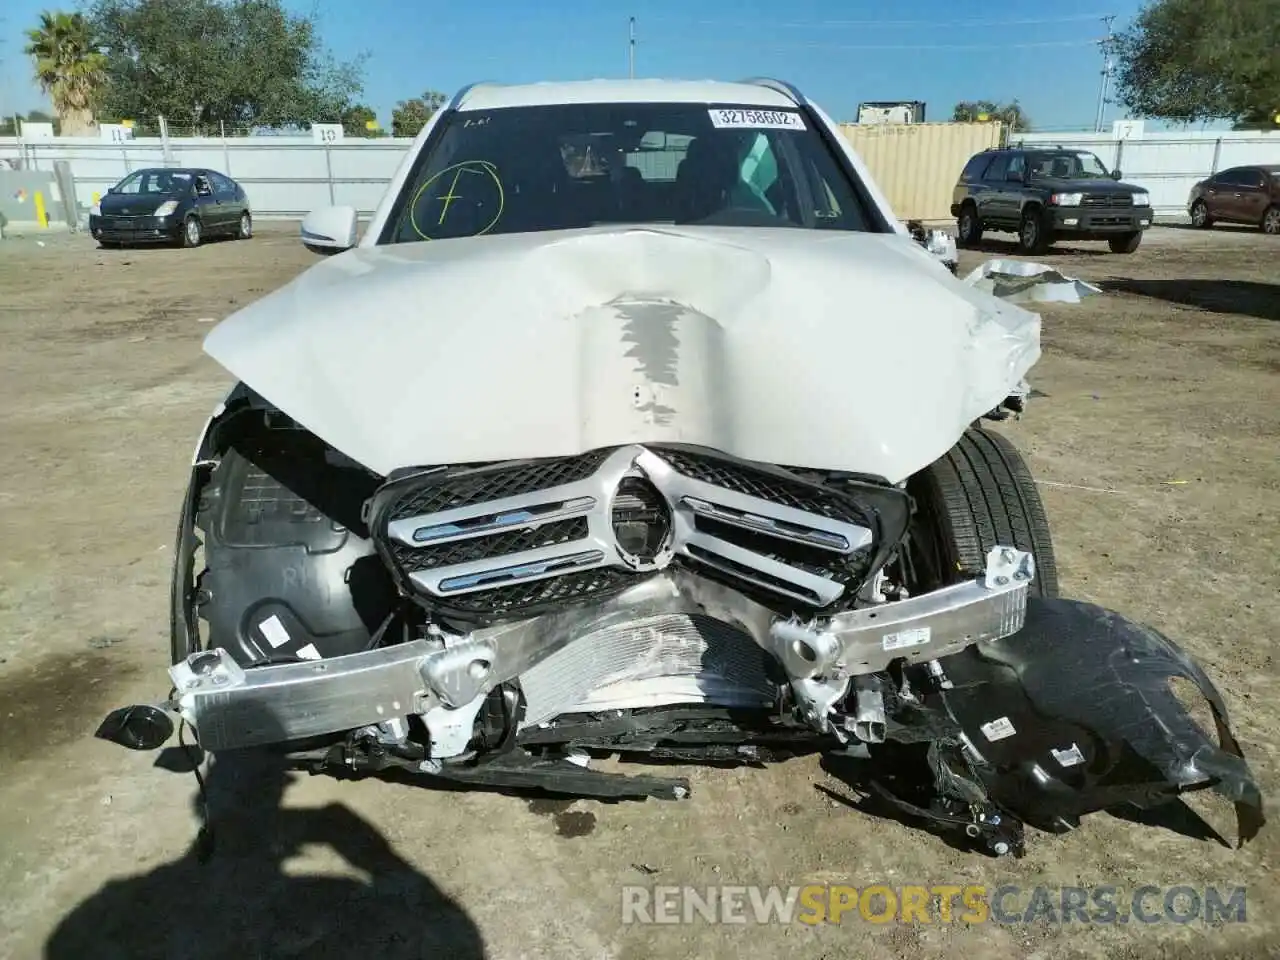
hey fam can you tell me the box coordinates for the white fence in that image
[2,127,1278,221]
[1012,130,1280,216]
[0,134,413,219]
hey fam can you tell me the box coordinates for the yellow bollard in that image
[34,190,49,227]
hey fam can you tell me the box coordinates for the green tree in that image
[391,91,447,137]
[342,103,382,137]
[23,11,108,136]
[88,0,366,132]
[952,100,1032,131]
[1113,0,1280,124]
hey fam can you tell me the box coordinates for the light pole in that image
[1094,15,1116,133]
[628,17,636,79]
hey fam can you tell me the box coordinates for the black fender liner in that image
[935,598,1264,846]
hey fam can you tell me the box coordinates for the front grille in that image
[686,544,825,605]
[369,444,879,619]
[391,450,612,518]
[438,567,636,616]
[1082,193,1132,207]
[653,448,866,525]
[389,516,589,572]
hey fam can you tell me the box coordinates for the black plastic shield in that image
[935,598,1265,846]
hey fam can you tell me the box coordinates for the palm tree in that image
[24,11,107,136]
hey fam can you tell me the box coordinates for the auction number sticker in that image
[708,108,806,130]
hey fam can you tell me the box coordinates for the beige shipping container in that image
[839,122,1004,222]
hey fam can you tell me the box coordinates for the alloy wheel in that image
[1021,218,1038,249]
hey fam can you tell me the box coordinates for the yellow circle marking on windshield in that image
[409,160,505,240]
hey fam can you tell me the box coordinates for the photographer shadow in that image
[45,742,487,960]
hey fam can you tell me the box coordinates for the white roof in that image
[456,79,800,111]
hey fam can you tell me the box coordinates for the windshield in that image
[113,169,193,195]
[1027,151,1111,180]
[384,102,877,242]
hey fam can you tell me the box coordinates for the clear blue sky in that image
[1,0,1158,132]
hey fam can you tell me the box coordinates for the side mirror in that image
[106,185,118,194]
[1110,169,1123,180]
[301,205,358,255]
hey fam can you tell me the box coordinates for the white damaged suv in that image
[99,78,1263,859]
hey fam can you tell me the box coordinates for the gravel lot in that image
[0,223,1276,960]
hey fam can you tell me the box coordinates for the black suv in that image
[950,147,1152,254]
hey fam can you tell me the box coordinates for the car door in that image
[210,173,241,232]
[978,153,1010,225]
[1204,169,1243,222]
[1231,168,1271,225]
[191,174,221,229]
[1001,152,1029,221]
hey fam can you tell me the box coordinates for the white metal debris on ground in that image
[964,259,1104,305]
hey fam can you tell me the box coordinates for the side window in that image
[960,154,991,181]
[118,175,141,195]
[983,154,1009,181]
[194,175,214,197]
[210,172,235,196]
[1214,169,1244,186]
[1005,153,1026,181]
[1243,169,1266,188]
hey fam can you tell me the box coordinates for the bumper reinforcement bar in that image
[163,548,1033,752]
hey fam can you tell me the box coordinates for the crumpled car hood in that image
[203,225,1041,482]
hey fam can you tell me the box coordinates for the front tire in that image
[1108,231,1143,254]
[237,211,253,239]
[180,215,202,248]
[1016,207,1052,255]
[907,426,1060,598]
[1190,200,1213,229]
[1262,205,1280,235]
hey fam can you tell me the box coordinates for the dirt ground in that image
[0,222,1276,960]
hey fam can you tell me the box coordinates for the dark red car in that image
[1187,164,1280,234]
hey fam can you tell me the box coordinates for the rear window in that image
[383,102,880,243]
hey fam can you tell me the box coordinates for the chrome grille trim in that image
[388,495,598,546]
[380,444,874,607]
